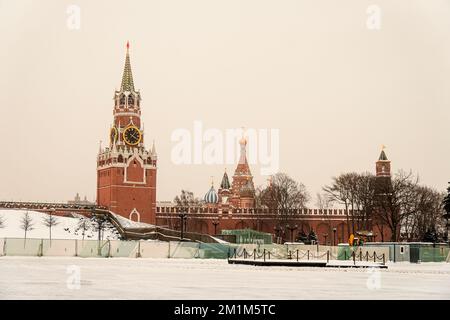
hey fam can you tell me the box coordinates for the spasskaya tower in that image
[97,42,157,224]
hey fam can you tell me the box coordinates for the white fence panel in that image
[4,238,41,256]
[169,241,200,258]
[76,240,109,257]
[42,239,77,256]
[109,240,139,258]
[139,241,170,258]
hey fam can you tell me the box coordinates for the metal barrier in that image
[0,238,415,264]
[350,250,386,265]
[231,247,332,263]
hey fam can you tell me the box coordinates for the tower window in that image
[128,94,134,107]
[119,94,126,107]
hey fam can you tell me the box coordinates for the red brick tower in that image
[96,42,157,224]
[218,169,231,212]
[376,147,391,177]
[230,135,255,208]
[374,146,392,241]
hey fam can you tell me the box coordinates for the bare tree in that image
[324,172,380,236]
[443,182,450,242]
[402,186,445,241]
[42,210,59,244]
[174,190,201,231]
[75,217,92,241]
[353,172,377,232]
[89,214,119,241]
[374,170,419,241]
[91,215,108,241]
[315,193,333,210]
[254,186,266,209]
[20,211,34,245]
[258,173,310,238]
[324,170,445,243]
[257,184,278,212]
[323,173,354,235]
[443,182,450,214]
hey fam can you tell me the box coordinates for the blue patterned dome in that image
[204,185,218,204]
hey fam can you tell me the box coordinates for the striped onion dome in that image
[204,185,218,204]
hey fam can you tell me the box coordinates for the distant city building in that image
[68,193,94,206]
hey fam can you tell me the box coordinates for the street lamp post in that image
[333,228,337,246]
[178,213,188,240]
[323,233,328,245]
[212,219,219,235]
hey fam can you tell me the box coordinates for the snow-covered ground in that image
[0,209,119,240]
[0,257,449,299]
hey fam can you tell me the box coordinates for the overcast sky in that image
[0,0,449,204]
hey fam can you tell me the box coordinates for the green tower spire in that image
[120,41,135,92]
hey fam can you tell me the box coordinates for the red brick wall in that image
[155,208,392,243]
[126,158,144,182]
[97,164,156,224]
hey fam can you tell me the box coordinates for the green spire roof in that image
[379,150,388,161]
[120,42,135,92]
[220,171,231,189]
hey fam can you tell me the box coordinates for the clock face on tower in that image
[123,125,142,146]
